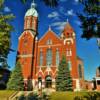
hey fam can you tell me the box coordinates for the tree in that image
[78,0,99,40]
[21,0,58,7]
[56,55,73,91]
[7,62,24,90]
[0,0,14,69]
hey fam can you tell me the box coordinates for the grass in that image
[0,90,15,99]
[50,91,87,100]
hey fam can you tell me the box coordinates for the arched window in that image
[66,49,72,56]
[32,19,35,30]
[46,39,52,45]
[27,19,30,28]
[78,64,82,78]
[46,48,52,66]
[56,49,59,66]
[67,61,72,71]
[40,51,43,66]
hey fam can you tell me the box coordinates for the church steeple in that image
[61,19,75,39]
[24,0,38,33]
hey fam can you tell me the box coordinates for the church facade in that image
[17,1,84,91]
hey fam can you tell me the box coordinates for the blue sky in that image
[4,0,100,80]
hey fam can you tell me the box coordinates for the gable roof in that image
[63,22,74,33]
[39,27,61,42]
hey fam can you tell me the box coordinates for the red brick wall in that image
[17,31,35,79]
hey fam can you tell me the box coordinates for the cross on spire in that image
[49,25,51,31]
[67,18,69,23]
[31,0,36,8]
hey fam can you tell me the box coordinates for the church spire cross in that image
[49,25,51,31]
[31,0,36,8]
[67,18,69,23]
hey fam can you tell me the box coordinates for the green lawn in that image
[0,90,15,99]
[50,92,87,100]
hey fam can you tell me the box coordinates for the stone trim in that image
[17,54,33,58]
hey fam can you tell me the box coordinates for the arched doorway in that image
[45,75,52,88]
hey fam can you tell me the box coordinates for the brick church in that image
[17,1,84,91]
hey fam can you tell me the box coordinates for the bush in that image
[74,92,100,100]
[17,94,25,100]
[27,93,38,100]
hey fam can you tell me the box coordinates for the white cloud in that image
[75,0,79,3]
[51,21,66,30]
[73,0,79,4]
[4,6,11,12]
[66,9,75,16]
[48,11,59,18]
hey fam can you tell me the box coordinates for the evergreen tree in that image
[78,0,99,40]
[66,63,73,91]
[7,62,24,91]
[56,55,73,91]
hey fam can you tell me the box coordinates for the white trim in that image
[64,38,73,45]
[32,79,35,88]
[95,77,100,80]
[73,79,81,91]
[36,67,44,77]
[24,79,28,81]
[18,30,35,40]
[38,44,62,48]
[17,54,33,58]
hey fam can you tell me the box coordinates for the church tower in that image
[61,21,79,90]
[17,0,38,86]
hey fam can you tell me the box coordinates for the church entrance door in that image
[45,75,52,88]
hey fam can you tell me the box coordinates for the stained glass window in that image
[67,60,72,71]
[78,64,82,78]
[27,19,30,28]
[46,39,52,45]
[40,51,43,66]
[56,49,59,66]
[66,49,72,56]
[46,48,52,66]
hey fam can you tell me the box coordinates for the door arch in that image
[45,75,52,88]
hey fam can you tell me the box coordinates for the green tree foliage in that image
[0,0,14,69]
[78,0,99,40]
[56,55,73,91]
[21,0,58,7]
[27,78,33,91]
[7,62,24,91]
[74,92,100,100]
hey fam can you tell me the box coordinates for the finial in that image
[67,18,69,23]
[49,25,51,31]
[31,0,36,8]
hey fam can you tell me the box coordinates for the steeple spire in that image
[31,0,36,8]
[49,25,51,31]
[67,18,69,23]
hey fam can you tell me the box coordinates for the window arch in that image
[66,49,72,56]
[46,39,52,45]
[56,49,59,66]
[67,60,72,71]
[46,48,52,66]
[78,64,82,78]
[27,18,30,28]
[40,50,43,66]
